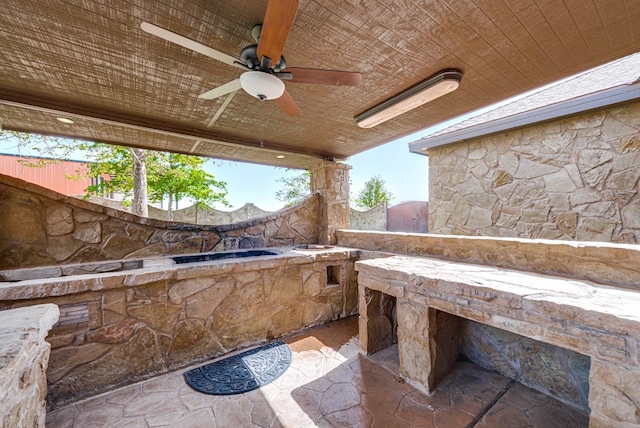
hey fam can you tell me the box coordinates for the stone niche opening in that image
[361,292,590,412]
[457,316,591,412]
[326,265,343,286]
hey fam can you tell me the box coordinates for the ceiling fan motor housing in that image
[240,44,286,72]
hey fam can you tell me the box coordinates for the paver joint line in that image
[468,379,516,428]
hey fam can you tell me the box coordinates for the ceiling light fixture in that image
[240,71,285,101]
[56,117,74,124]
[354,70,463,128]
[276,155,285,159]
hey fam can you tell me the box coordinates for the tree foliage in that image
[146,151,230,220]
[354,174,394,209]
[275,171,311,206]
[82,143,137,195]
[0,130,79,168]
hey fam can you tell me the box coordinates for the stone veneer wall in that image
[0,304,59,427]
[0,248,359,408]
[0,174,319,270]
[428,101,640,242]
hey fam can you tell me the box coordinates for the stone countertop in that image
[356,255,640,321]
[356,255,640,365]
[0,304,59,371]
[0,246,359,301]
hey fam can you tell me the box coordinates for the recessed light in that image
[56,117,74,124]
[276,155,285,159]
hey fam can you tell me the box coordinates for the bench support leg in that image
[358,285,397,355]
[589,359,640,427]
[397,299,437,394]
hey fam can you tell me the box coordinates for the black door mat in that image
[184,340,292,395]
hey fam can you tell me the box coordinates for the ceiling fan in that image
[141,0,361,117]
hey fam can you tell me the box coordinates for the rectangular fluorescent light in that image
[355,70,463,128]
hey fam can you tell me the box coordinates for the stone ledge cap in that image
[0,304,60,371]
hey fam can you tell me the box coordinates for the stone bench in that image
[355,255,640,428]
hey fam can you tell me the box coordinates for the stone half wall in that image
[428,100,640,243]
[0,174,320,270]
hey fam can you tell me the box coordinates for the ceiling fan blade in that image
[276,89,301,116]
[286,68,362,86]
[198,79,242,100]
[141,22,247,70]
[256,0,299,66]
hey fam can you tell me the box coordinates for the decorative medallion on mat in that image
[184,340,292,395]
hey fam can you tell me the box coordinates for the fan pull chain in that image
[258,101,265,148]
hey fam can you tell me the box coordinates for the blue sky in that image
[211,130,431,212]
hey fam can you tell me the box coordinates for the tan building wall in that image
[428,100,640,243]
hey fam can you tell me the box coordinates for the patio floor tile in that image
[46,316,589,427]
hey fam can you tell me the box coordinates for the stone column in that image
[309,161,351,245]
[396,299,438,394]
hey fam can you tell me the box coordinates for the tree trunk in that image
[167,193,174,221]
[130,148,148,217]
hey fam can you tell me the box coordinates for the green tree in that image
[79,143,148,215]
[73,144,230,221]
[2,131,229,219]
[354,174,394,209]
[275,171,311,206]
[146,152,230,220]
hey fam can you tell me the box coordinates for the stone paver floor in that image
[46,316,589,427]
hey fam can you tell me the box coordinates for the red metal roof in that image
[0,154,91,196]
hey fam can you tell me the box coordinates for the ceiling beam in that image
[0,88,337,160]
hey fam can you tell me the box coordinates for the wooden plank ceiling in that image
[1,0,639,169]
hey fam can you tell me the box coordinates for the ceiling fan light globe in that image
[240,71,285,100]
